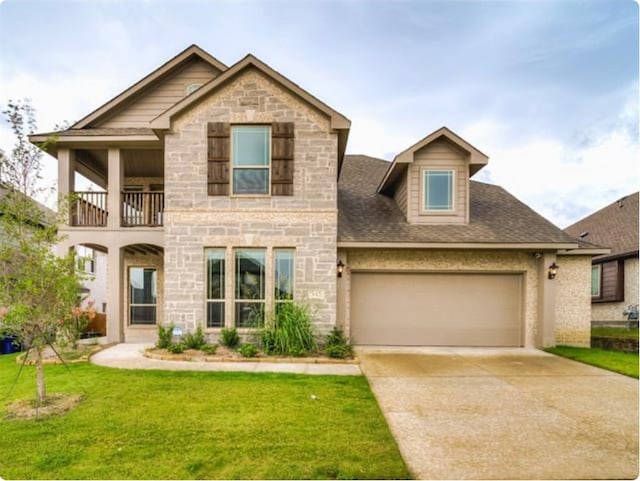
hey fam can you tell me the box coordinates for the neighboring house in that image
[565,193,639,326]
[29,45,604,347]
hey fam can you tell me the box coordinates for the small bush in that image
[183,326,206,350]
[157,323,174,349]
[167,342,185,354]
[238,344,258,358]
[220,327,240,349]
[325,327,352,359]
[200,344,218,355]
[261,301,316,356]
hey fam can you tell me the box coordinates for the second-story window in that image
[423,169,454,211]
[232,126,270,195]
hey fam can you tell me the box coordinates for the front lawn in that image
[591,327,639,339]
[546,346,639,379]
[0,354,409,480]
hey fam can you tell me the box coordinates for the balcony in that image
[71,191,164,227]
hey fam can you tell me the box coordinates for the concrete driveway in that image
[359,347,638,480]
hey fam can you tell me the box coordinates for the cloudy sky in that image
[0,0,637,227]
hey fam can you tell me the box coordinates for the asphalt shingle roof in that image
[564,192,639,259]
[33,128,156,137]
[338,155,579,245]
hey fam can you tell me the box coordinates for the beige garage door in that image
[351,272,523,347]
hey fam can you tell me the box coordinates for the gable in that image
[97,58,222,128]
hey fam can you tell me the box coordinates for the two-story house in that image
[29,45,604,348]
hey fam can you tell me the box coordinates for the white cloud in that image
[466,104,639,227]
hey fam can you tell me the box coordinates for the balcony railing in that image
[71,192,108,226]
[70,191,164,227]
[121,192,164,227]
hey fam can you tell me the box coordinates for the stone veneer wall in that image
[123,251,164,343]
[342,249,540,347]
[592,257,639,322]
[554,255,591,346]
[163,69,338,337]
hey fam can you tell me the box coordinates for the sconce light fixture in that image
[548,262,559,280]
[337,260,345,278]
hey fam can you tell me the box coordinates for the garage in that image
[350,272,523,347]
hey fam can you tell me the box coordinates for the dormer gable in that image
[379,127,489,225]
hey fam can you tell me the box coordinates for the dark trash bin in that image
[0,336,21,355]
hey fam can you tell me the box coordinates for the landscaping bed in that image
[144,346,359,364]
[15,343,106,365]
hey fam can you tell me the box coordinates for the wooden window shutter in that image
[207,122,230,196]
[599,260,625,302]
[271,122,294,196]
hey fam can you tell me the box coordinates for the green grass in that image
[0,354,409,480]
[591,327,639,339]
[546,346,639,379]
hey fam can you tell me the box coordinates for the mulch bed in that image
[145,346,358,364]
[4,393,83,420]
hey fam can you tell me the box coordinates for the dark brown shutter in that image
[599,260,624,302]
[207,122,230,196]
[271,122,294,196]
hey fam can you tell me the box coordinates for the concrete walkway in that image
[358,347,639,480]
[91,343,361,375]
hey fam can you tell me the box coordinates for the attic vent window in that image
[186,83,202,95]
[579,232,589,238]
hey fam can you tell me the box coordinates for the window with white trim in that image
[129,267,157,325]
[423,170,454,211]
[206,249,225,328]
[274,249,294,309]
[232,126,270,195]
[235,249,266,327]
[591,264,602,298]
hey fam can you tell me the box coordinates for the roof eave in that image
[337,241,581,250]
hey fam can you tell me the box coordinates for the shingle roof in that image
[564,192,639,259]
[338,155,579,245]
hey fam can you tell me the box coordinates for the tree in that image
[0,100,82,405]
[0,192,83,404]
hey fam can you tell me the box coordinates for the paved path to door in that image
[91,343,361,375]
[358,347,638,480]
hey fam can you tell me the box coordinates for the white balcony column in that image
[107,148,123,229]
[57,148,76,225]
[106,245,124,343]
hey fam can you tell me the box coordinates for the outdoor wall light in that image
[548,262,559,280]
[337,260,345,278]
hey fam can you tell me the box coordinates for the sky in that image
[0,0,638,228]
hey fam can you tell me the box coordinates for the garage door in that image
[350,272,523,347]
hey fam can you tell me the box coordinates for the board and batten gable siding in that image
[393,169,408,217]
[99,58,222,128]
[162,68,338,336]
[407,138,469,224]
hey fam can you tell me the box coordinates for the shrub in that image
[157,323,174,349]
[167,342,185,354]
[325,327,352,359]
[183,326,206,350]
[200,344,218,355]
[220,327,240,349]
[238,343,258,358]
[261,301,316,356]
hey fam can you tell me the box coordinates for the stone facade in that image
[163,69,338,338]
[555,255,592,346]
[592,257,639,322]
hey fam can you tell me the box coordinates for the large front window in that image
[235,249,266,327]
[423,170,454,211]
[232,126,270,195]
[206,249,225,328]
[129,267,157,325]
[591,265,601,298]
